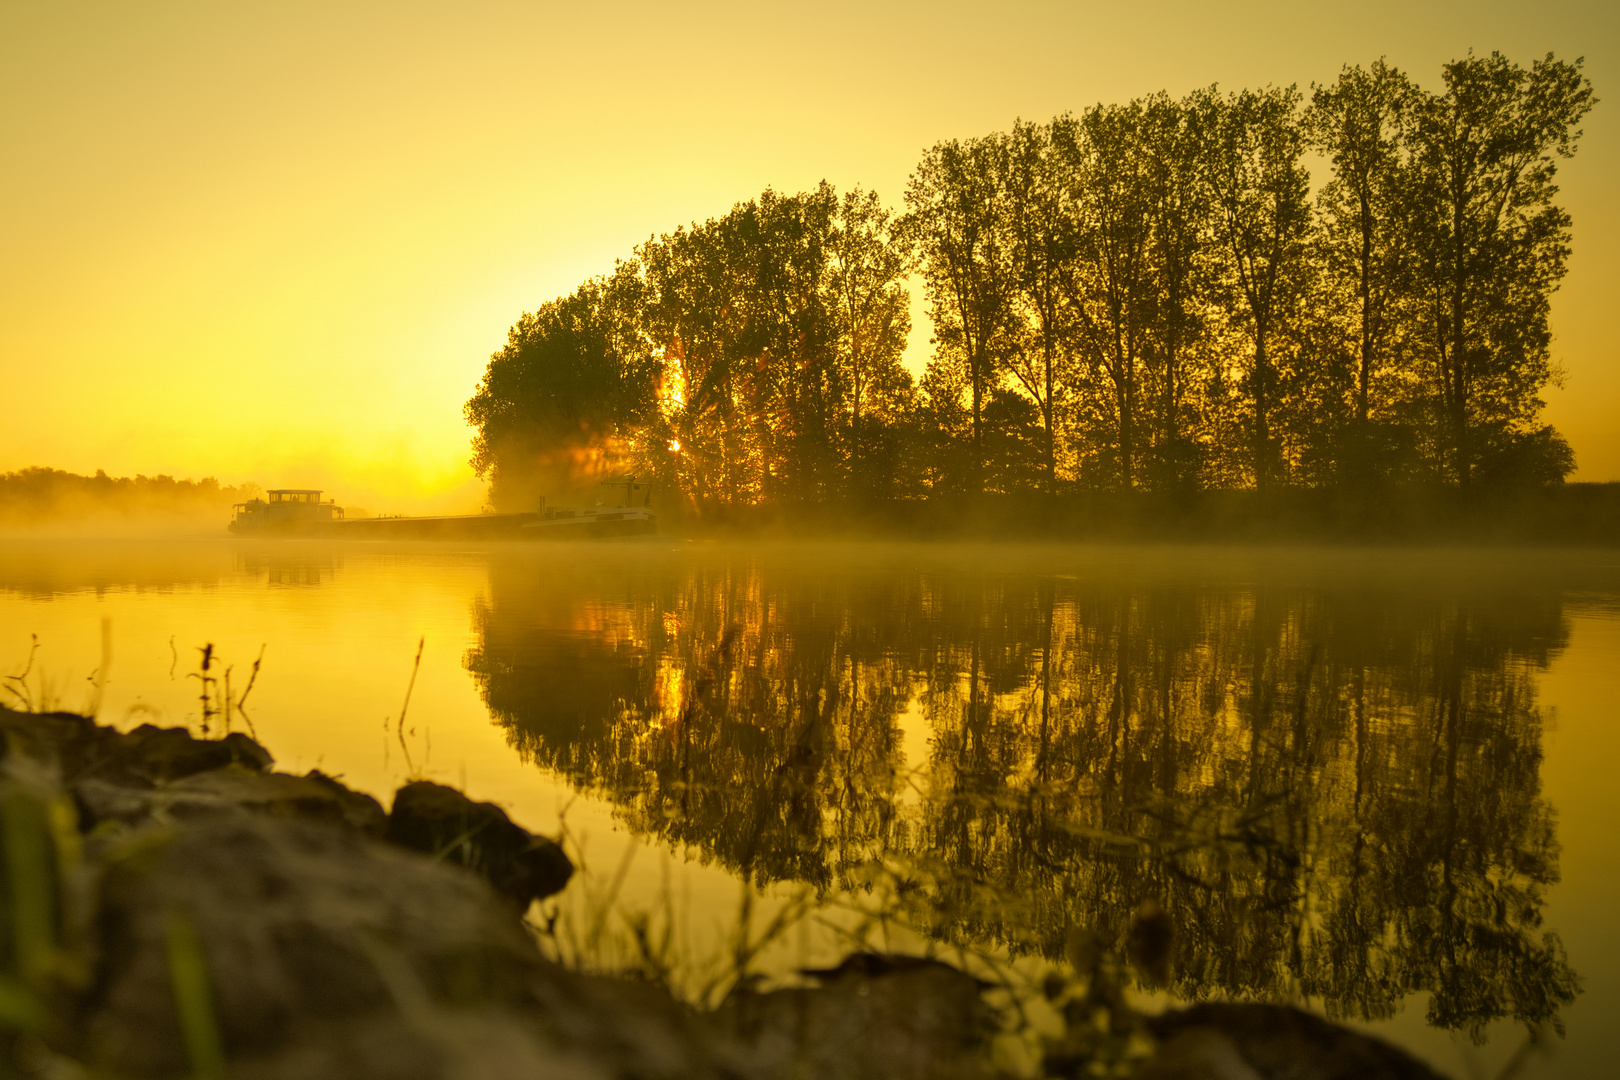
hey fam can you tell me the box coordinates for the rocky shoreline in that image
[0,707,1448,1079]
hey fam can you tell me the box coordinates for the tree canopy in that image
[466,52,1593,510]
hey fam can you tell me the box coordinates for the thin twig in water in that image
[235,645,266,740]
[222,666,233,735]
[395,637,424,775]
[4,634,41,712]
[588,841,640,956]
[188,643,216,736]
[87,617,111,719]
[696,883,816,1008]
[168,635,178,680]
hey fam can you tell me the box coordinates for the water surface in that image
[3,539,1617,1077]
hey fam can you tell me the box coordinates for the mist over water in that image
[3,539,1618,1077]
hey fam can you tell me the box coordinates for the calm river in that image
[3,539,1617,1077]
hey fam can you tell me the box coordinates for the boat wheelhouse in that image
[230,489,344,535]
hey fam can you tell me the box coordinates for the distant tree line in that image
[465,53,1594,508]
[0,468,259,530]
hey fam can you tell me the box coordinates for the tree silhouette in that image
[463,53,1592,506]
[1405,53,1593,486]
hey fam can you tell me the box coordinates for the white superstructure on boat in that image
[523,477,658,539]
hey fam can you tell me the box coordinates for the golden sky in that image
[3,1,1615,511]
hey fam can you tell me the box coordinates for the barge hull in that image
[329,513,540,539]
[231,513,541,539]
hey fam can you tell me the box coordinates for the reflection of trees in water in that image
[0,542,236,597]
[465,556,1577,1035]
[0,543,345,597]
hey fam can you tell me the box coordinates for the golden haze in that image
[3,1,1616,510]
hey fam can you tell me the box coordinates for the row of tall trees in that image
[465,52,1593,507]
[466,184,913,506]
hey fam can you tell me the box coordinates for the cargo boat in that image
[229,490,346,535]
[230,482,657,540]
[523,503,658,539]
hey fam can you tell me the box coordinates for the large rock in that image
[717,953,996,1080]
[385,781,572,907]
[0,708,98,771]
[1139,1003,1449,1080]
[76,813,726,1080]
[3,707,1452,1080]
[74,766,387,835]
[0,708,273,785]
[96,724,274,783]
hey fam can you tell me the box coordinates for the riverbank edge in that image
[656,483,1620,545]
[0,706,1453,1079]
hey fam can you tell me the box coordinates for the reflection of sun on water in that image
[895,694,931,810]
[653,658,685,731]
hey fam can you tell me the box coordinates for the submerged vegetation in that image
[467,53,1594,513]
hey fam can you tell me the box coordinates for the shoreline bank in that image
[0,706,1455,1079]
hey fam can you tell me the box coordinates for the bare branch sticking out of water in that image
[222,667,233,735]
[394,637,425,776]
[187,644,217,736]
[3,634,40,712]
[703,882,818,1009]
[235,645,265,741]
[587,841,639,956]
[85,618,112,719]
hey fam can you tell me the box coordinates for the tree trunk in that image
[971,349,985,496]
[1358,190,1373,426]
[1253,328,1271,493]
[1044,339,1057,497]
[1449,171,1471,487]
